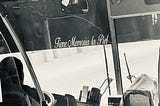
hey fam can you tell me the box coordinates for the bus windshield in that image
[0,0,111,105]
[1,0,160,106]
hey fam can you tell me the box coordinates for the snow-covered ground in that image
[20,39,160,105]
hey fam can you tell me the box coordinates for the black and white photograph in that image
[0,0,160,106]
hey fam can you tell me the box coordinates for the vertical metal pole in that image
[103,44,111,95]
[44,18,52,50]
[41,0,54,61]
[158,47,160,106]
[105,0,123,95]
[40,0,52,49]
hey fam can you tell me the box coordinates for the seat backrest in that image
[87,87,101,106]
[123,90,154,106]
[0,57,32,106]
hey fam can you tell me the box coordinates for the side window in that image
[0,31,37,105]
[0,32,9,54]
[0,32,26,104]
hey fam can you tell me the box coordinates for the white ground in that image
[21,39,160,106]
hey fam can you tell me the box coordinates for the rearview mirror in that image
[145,0,160,5]
[61,0,88,14]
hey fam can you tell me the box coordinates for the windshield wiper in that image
[124,53,136,83]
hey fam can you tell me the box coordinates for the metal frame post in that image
[105,0,123,95]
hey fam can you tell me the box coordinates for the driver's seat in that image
[0,57,32,106]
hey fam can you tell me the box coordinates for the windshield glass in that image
[1,0,160,106]
[114,15,160,92]
[1,0,111,105]
[115,15,160,43]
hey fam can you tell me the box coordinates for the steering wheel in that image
[43,91,57,106]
